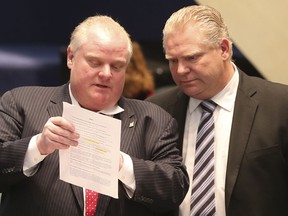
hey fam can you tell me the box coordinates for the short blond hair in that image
[163,5,233,56]
[69,15,133,59]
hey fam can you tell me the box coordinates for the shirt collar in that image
[68,84,124,115]
[188,62,239,114]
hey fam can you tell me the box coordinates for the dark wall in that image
[0,1,199,93]
[0,1,262,92]
[0,1,196,45]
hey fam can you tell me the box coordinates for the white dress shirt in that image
[179,65,239,216]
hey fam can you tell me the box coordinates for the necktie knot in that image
[200,100,217,113]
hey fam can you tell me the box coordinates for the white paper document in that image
[59,102,121,198]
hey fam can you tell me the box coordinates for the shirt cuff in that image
[23,134,47,176]
[118,152,136,197]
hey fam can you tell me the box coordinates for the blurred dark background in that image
[0,0,262,94]
[0,1,196,44]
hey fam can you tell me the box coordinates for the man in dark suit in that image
[147,5,288,216]
[0,15,189,216]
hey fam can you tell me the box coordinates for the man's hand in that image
[36,117,80,155]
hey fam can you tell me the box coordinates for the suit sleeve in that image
[130,111,189,212]
[0,91,31,192]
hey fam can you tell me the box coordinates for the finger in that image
[49,116,77,133]
[47,117,80,140]
[45,132,78,146]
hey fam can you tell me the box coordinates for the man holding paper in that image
[0,16,189,216]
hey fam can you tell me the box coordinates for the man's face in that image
[164,25,231,100]
[67,30,130,111]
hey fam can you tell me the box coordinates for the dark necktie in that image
[190,100,217,216]
[85,189,99,216]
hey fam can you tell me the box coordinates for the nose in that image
[98,64,112,78]
[176,61,189,75]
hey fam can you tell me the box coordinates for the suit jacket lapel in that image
[47,84,71,117]
[225,71,258,209]
[117,97,137,154]
[96,194,112,216]
[165,89,189,154]
[46,84,86,211]
[70,185,84,212]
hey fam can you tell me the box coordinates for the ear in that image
[219,38,231,60]
[67,46,73,69]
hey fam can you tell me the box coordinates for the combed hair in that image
[163,5,233,55]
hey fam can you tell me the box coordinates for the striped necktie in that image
[190,100,217,216]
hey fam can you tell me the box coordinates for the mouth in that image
[180,79,198,86]
[95,84,109,88]
[181,79,194,84]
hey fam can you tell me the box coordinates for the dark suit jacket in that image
[0,83,189,216]
[147,70,288,216]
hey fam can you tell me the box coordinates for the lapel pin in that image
[129,121,135,128]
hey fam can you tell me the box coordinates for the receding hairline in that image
[69,15,133,58]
